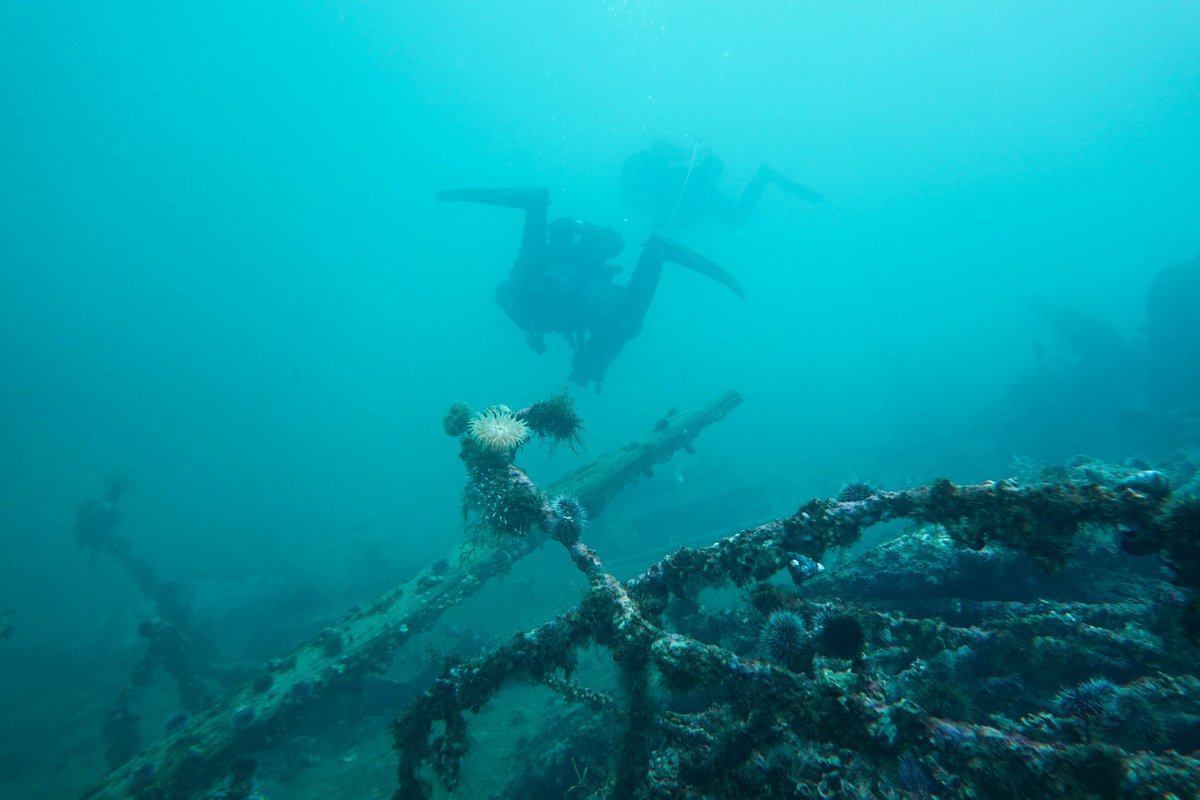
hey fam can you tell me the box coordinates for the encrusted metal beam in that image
[82,391,742,800]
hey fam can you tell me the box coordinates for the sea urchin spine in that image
[547,494,588,543]
[760,610,808,670]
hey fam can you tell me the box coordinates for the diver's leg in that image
[574,235,728,389]
[436,187,550,269]
[515,194,550,267]
[577,234,736,389]
[624,238,668,327]
[716,167,771,225]
[435,187,549,209]
[639,233,745,300]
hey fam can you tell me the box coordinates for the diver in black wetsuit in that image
[621,140,823,232]
[436,187,744,390]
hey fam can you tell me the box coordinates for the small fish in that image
[786,553,824,585]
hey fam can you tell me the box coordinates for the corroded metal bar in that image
[392,466,1193,799]
[626,474,1172,615]
[82,391,742,800]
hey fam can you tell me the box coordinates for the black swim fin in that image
[435,187,549,210]
[646,233,745,300]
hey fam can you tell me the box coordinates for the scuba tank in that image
[546,217,624,267]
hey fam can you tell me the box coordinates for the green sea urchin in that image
[760,610,808,670]
[1053,677,1118,720]
[837,481,876,503]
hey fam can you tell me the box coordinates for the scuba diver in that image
[436,187,744,390]
[621,140,823,232]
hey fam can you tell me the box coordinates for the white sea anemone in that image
[468,406,531,451]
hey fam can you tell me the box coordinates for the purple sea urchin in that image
[1114,692,1167,747]
[548,494,587,543]
[814,611,866,659]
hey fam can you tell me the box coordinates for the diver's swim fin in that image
[762,166,823,203]
[435,187,549,210]
[647,233,745,300]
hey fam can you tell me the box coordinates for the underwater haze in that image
[2,2,1199,798]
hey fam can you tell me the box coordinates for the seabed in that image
[54,390,1200,800]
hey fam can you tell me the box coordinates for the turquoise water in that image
[2,3,1198,797]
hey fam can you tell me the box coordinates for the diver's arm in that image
[716,165,822,226]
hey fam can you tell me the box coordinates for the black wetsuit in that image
[437,187,743,389]
[494,206,663,388]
